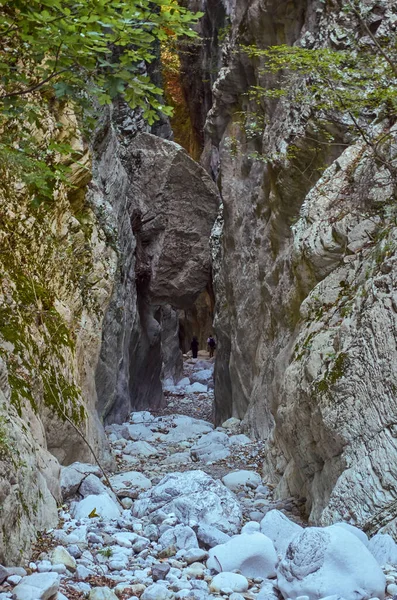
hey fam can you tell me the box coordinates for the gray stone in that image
[207,532,277,578]
[141,583,174,600]
[260,510,303,556]
[72,493,122,520]
[60,463,102,500]
[152,563,171,581]
[368,533,397,566]
[13,572,60,600]
[133,471,241,534]
[197,525,231,548]
[278,526,385,600]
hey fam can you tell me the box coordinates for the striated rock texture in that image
[0,104,117,561]
[192,0,397,529]
[93,103,220,424]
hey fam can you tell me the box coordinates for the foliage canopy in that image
[0,0,201,199]
[242,1,397,171]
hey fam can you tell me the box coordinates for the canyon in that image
[1,0,397,587]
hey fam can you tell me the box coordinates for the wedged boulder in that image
[207,532,277,578]
[109,471,152,499]
[79,474,117,502]
[368,532,397,565]
[260,510,303,556]
[13,572,60,600]
[133,470,242,534]
[71,493,122,520]
[277,526,386,600]
[190,431,230,462]
[60,462,102,500]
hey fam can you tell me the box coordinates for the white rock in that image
[60,462,102,499]
[221,417,241,430]
[89,588,118,599]
[109,471,152,498]
[75,565,93,580]
[333,522,368,546]
[71,493,122,520]
[185,563,206,578]
[176,377,191,388]
[163,453,192,466]
[185,383,208,393]
[51,546,76,571]
[207,532,277,578]
[130,411,155,423]
[191,431,230,462]
[124,441,157,457]
[387,584,397,595]
[241,521,260,534]
[122,423,154,441]
[133,471,241,534]
[190,370,213,385]
[277,526,386,600]
[210,573,249,593]
[197,524,231,548]
[222,470,261,491]
[260,510,303,556]
[228,434,252,446]
[79,474,116,501]
[13,572,60,600]
[182,548,209,563]
[141,583,174,600]
[368,533,397,565]
[159,524,198,550]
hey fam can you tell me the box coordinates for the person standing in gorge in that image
[207,334,216,358]
[191,336,199,359]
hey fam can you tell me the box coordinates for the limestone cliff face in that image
[191,0,397,529]
[0,104,117,563]
[92,103,220,424]
[0,98,220,559]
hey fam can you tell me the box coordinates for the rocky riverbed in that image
[1,358,397,600]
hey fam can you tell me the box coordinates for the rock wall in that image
[191,0,397,529]
[0,103,118,563]
[93,103,220,424]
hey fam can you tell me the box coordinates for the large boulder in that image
[207,532,277,578]
[94,124,220,423]
[260,510,303,556]
[60,463,102,500]
[277,526,386,600]
[133,470,242,534]
[72,493,122,520]
[13,572,60,600]
[368,532,397,566]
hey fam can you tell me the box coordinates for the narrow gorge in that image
[1,0,397,597]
